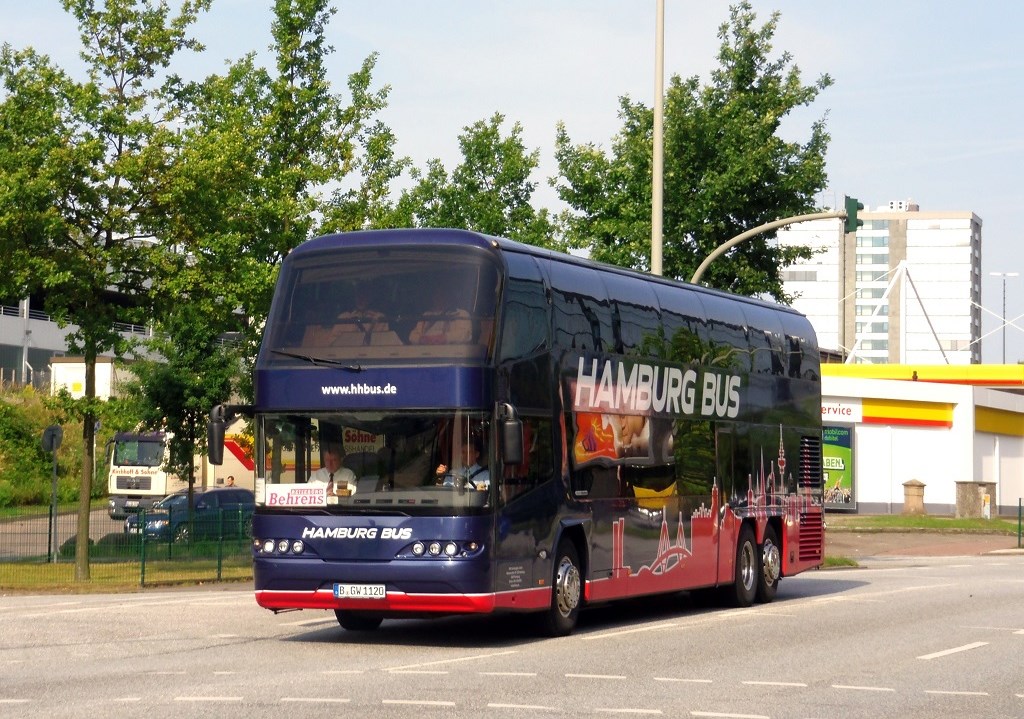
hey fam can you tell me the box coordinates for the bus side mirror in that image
[498,403,523,466]
[208,405,226,466]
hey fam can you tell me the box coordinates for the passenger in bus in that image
[409,286,472,344]
[334,286,388,343]
[435,437,490,490]
[309,442,357,495]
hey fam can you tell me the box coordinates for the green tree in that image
[159,0,394,400]
[393,113,557,248]
[123,307,236,493]
[0,0,212,579]
[555,2,832,300]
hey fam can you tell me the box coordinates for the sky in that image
[2,1,1023,362]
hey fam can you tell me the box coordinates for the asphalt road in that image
[2,551,1022,719]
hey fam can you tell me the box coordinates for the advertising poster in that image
[823,425,855,509]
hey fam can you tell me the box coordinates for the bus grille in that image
[799,435,823,489]
[798,510,824,562]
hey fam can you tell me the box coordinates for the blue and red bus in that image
[209,228,824,635]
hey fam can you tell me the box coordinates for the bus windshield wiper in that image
[270,349,363,372]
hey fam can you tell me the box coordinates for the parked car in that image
[123,487,255,543]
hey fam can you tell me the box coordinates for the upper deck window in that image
[264,247,501,365]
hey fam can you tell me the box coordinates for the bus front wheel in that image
[729,525,758,608]
[541,540,582,636]
[334,610,383,632]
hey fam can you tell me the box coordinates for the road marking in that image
[383,699,456,707]
[386,650,516,672]
[114,697,141,702]
[479,672,537,677]
[389,670,448,675]
[918,641,988,660]
[174,696,242,702]
[321,670,362,675]
[742,680,807,687]
[594,709,663,715]
[924,690,989,696]
[488,703,556,711]
[282,697,350,703]
[832,684,895,692]
[691,712,768,718]
[0,700,30,705]
[654,677,712,684]
[282,617,335,627]
[567,673,626,680]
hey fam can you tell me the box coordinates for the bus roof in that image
[292,228,807,319]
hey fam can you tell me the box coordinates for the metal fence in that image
[0,504,254,589]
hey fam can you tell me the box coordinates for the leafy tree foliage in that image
[0,0,212,578]
[157,0,395,400]
[122,307,236,491]
[392,113,558,248]
[555,2,832,300]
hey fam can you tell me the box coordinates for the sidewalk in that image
[826,528,1024,559]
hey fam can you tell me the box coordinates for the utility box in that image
[955,481,994,519]
[902,479,926,515]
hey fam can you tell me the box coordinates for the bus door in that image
[493,418,556,599]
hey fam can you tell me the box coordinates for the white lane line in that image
[114,698,141,702]
[383,699,456,707]
[389,670,448,675]
[282,697,350,703]
[691,711,768,718]
[654,677,712,684]
[917,641,989,660]
[386,650,517,672]
[594,709,662,715]
[832,684,895,692]
[282,617,335,627]
[567,673,626,680]
[924,690,989,696]
[150,671,186,676]
[321,670,363,676]
[479,672,538,677]
[583,621,680,639]
[488,703,556,711]
[0,700,30,705]
[742,680,808,687]
[174,696,243,702]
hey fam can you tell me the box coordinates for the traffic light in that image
[844,195,864,234]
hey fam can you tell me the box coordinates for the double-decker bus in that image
[209,228,824,635]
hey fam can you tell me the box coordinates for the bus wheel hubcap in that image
[555,556,581,617]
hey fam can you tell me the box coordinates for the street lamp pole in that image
[990,271,1019,364]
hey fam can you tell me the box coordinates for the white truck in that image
[106,430,178,519]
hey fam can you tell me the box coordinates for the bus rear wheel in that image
[729,524,758,608]
[756,524,781,603]
[334,610,383,632]
[541,540,581,636]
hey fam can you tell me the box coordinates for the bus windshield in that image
[262,246,501,365]
[256,411,493,515]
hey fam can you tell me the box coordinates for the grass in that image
[0,556,253,593]
[825,513,1020,534]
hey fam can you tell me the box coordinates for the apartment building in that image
[777,200,982,364]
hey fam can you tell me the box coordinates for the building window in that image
[782,270,818,282]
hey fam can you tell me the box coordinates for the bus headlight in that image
[262,539,276,553]
[411,542,425,556]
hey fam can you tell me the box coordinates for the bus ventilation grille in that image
[799,435,822,489]
[798,511,824,562]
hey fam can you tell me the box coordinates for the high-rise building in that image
[777,200,982,364]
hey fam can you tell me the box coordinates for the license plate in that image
[333,583,386,600]
[125,501,139,508]
[127,527,140,534]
